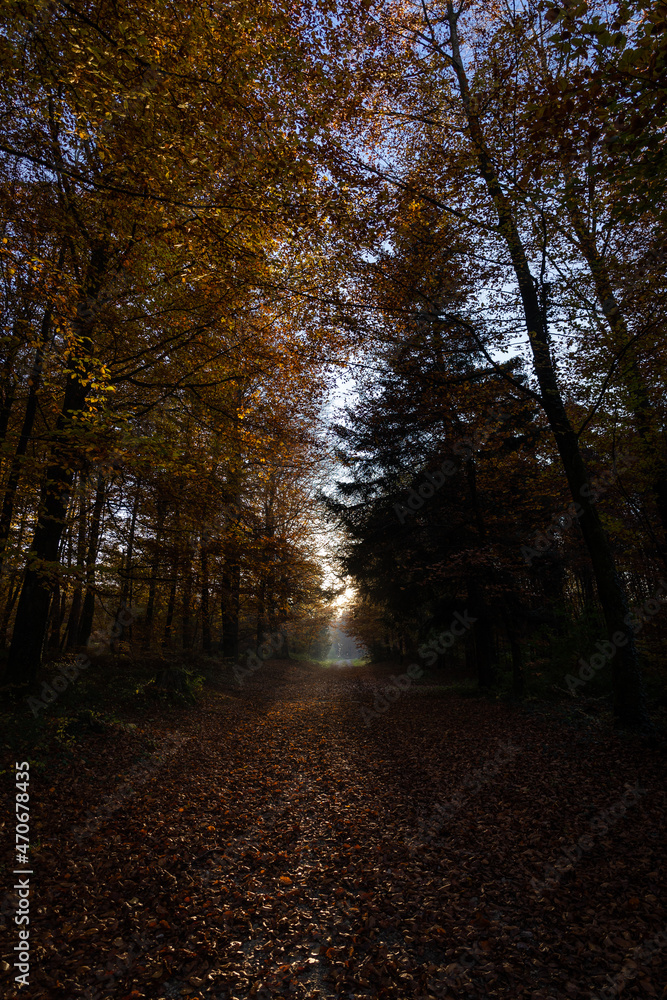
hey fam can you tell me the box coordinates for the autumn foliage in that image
[0,1,666,727]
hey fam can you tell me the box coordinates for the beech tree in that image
[0,0,349,686]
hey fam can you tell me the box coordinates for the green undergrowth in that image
[0,651,211,765]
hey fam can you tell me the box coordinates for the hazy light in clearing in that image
[333,585,355,610]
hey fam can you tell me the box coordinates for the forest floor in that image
[1,659,666,1000]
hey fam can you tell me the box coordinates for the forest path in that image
[4,661,666,1000]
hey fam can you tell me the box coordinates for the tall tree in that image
[323,0,661,727]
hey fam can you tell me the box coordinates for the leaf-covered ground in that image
[2,661,666,1000]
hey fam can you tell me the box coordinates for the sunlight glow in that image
[333,585,355,610]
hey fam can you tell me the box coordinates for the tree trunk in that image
[162,554,178,648]
[577,566,597,612]
[0,374,15,446]
[0,575,20,650]
[274,628,291,661]
[503,609,525,700]
[47,580,68,654]
[0,245,66,580]
[65,481,88,650]
[143,503,165,649]
[200,540,211,654]
[0,508,28,648]
[0,304,55,578]
[446,5,649,728]
[181,548,193,651]
[469,584,497,689]
[221,554,240,659]
[4,244,108,688]
[258,496,274,645]
[45,581,61,653]
[0,322,18,446]
[565,186,667,542]
[77,473,106,647]
[111,488,139,651]
[256,574,267,647]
